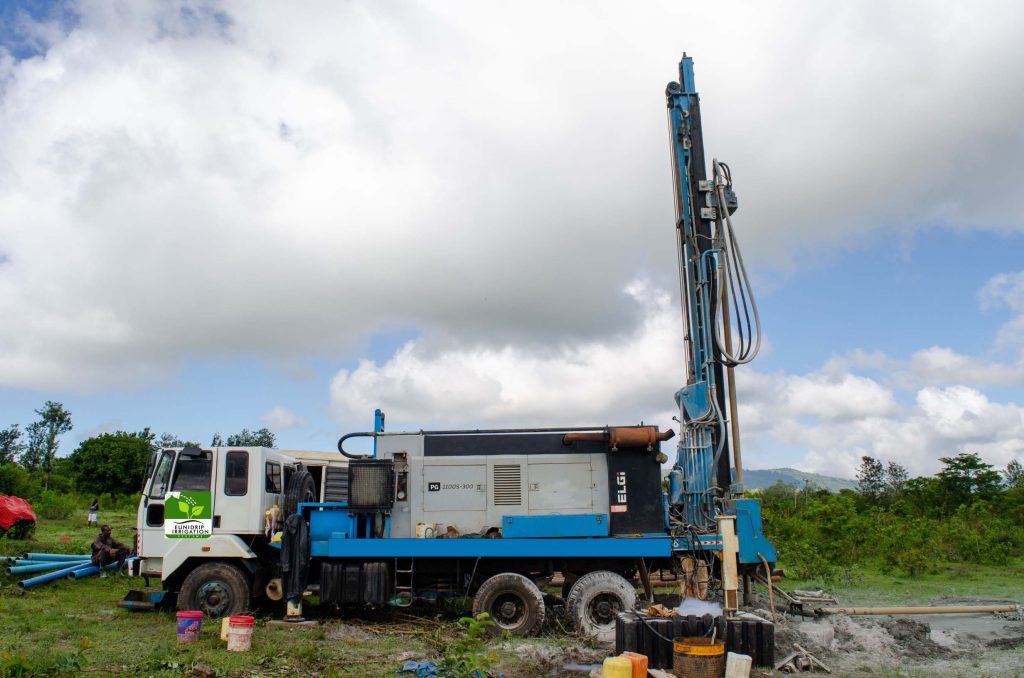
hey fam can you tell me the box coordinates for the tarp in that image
[0,496,36,531]
[280,512,309,604]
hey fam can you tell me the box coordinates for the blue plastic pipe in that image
[67,560,127,580]
[7,560,90,575]
[11,558,83,566]
[16,562,94,589]
[24,553,92,561]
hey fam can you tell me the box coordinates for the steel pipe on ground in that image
[818,605,1018,616]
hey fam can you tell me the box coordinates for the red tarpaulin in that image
[0,496,36,531]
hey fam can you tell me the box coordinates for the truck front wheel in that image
[472,573,545,636]
[178,562,251,618]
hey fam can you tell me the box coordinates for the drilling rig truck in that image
[132,54,776,644]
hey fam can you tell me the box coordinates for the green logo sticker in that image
[165,491,212,538]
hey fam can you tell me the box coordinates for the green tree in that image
[0,426,25,467]
[0,463,33,497]
[0,425,24,464]
[158,432,200,449]
[69,429,155,495]
[20,401,73,488]
[224,428,276,447]
[885,461,909,497]
[937,452,1003,507]
[1005,459,1024,490]
[856,456,885,503]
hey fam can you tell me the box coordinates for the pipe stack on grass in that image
[16,561,95,589]
[7,560,91,575]
[3,551,134,588]
[66,559,132,580]
[4,554,92,576]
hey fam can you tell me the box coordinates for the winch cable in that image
[710,159,761,367]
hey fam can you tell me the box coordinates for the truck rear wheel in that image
[472,573,545,636]
[178,562,251,618]
[565,570,636,641]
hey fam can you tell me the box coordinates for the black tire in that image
[472,573,545,636]
[565,570,636,642]
[283,469,316,516]
[178,562,251,618]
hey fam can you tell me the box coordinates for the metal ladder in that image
[394,557,414,593]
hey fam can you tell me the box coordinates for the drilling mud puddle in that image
[769,601,1023,677]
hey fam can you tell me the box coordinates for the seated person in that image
[91,524,129,577]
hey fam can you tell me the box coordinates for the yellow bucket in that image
[672,636,725,678]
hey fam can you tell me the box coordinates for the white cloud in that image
[331,281,682,432]
[262,406,307,431]
[745,377,1024,478]
[332,280,1024,478]
[980,271,1024,354]
[1,2,1024,390]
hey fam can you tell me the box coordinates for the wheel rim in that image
[196,579,233,617]
[587,592,623,628]
[490,592,527,630]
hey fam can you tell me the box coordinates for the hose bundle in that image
[709,159,761,367]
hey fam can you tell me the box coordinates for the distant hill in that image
[741,467,856,492]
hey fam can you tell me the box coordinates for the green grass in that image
[0,511,587,677]
[4,513,1023,676]
[779,558,1024,607]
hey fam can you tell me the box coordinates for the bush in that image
[2,519,36,540]
[33,491,76,520]
[46,472,74,494]
[938,507,1019,565]
[0,463,32,498]
[94,492,141,513]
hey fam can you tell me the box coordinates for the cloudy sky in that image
[1,0,1022,478]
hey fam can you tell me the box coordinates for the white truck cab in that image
[135,446,346,616]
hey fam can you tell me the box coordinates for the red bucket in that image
[176,610,203,644]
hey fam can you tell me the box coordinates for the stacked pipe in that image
[2,552,135,588]
[3,553,92,575]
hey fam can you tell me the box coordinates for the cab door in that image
[216,449,254,534]
[138,449,216,576]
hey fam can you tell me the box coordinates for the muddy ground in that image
[533,590,1024,678]
[767,605,1023,677]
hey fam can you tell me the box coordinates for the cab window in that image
[225,451,248,496]
[265,462,282,493]
[171,451,212,492]
[149,451,174,499]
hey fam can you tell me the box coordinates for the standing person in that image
[91,524,129,578]
[87,498,99,527]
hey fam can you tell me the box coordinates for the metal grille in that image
[348,460,395,510]
[323,466,349,502]
[492,464,522,506]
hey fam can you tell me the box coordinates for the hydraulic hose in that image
[710,159,761,366]
[337,431,375,459]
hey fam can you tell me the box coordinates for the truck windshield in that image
[150,451,174,499]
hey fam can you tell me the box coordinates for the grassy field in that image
[0,509,598,677]
[3,511,1023,676]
